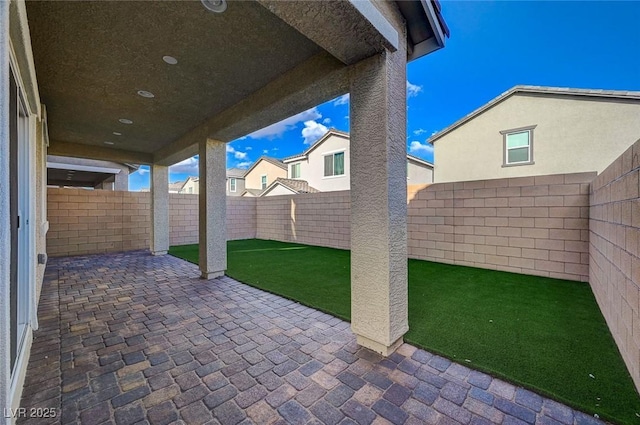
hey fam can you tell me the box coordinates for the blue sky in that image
[130,1,640,191]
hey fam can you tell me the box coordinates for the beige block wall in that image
[589,139,640,390]
[47,188,151,257]
[169,194,199,246]
[47,172,594,282]
[256,191,350,249]
[407,173,595,281]
[228,197,258,240]
[47,189,257,256]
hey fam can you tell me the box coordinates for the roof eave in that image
[406,0,448,62]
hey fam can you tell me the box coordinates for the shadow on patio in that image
[18,251,599,425]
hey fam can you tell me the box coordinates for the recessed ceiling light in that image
[137,90,155,98]
[119,118,133,124]
[113,132,122,136]
[201,0,227,13]
[163,56,178,65]
[104,141,115,145]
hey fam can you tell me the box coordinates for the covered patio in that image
[2,0,450,416]
[19,251,593,425]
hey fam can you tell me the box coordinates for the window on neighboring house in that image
[261,175,267,189]
[324,152,345,177]
[291,163,301,179]
[229,178,236,192]
[501,126,536,166]
[188,187,193,194]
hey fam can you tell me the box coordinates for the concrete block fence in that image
[47,172,594,282]
[589,138,640,390]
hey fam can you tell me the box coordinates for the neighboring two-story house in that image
[265,129,433,196]
[171,168,247,196]
[226,168,247,196]
[429,85,640,183]
[241,156,288,196]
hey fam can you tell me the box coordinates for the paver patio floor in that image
[18,251,603,425]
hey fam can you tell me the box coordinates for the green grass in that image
[170,239,640,424]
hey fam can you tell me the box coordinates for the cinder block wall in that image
[407,173,595,281]
[589,139,640,389]
[169,193,198,246]
[48,173,593,282]
[47,189,257,256]
[228,197,258,240]
[256,191,350,249]
[47,189,150,257]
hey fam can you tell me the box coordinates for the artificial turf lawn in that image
[169,239,640,424]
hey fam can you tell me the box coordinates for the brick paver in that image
[19,251,604,424]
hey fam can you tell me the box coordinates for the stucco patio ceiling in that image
[27,1,323,154]
[24,0,447,166]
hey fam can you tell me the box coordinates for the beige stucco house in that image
[241,156,287,196]
[280,129,434,193]
[430,85,640,183]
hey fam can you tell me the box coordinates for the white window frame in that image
[323,150,346,178]
[500,125,536,167]
[229,178,237,192]
[261,175,267,189]
[291,163,301,179]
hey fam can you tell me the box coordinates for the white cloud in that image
[245,146,252,150]
[333,94,350,106]
[226,144,248,160]
[407,80,423,98]
[169,156,199,175]
[136,165,149,175]
[301,120,329,145]
[247,107,322,139]
[409,141,434,155]
[236,161,252,169]
[322,117,332,125]
[262,149,269,154]
[413,128,428,136]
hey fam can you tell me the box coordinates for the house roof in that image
[407,154,434,168]
[260,178,320,197]
[283,129,350,163]
[227,168,247,178]
[169,181,185,192]
[243,156,287,177]
[428,85,640,144]
[241,188,264,197]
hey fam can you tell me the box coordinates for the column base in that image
[151,250,168,256]
[200,270,224,280]
[355,334,404,357]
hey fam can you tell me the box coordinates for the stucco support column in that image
[199,138,227,279]
[150,164,169,255]
[0,0,10,414]
[349,43,408,356]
